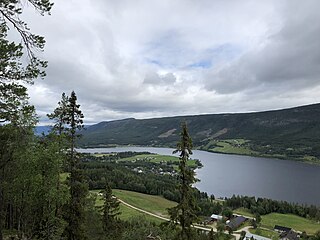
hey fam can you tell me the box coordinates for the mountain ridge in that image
[78,103,320,163]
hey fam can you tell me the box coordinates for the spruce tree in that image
[64,91,87,240]
[101,182,121,239]
[51,91,86,240]
[168,122,199,240]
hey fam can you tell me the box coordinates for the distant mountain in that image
[35,126,52,135]
[79,103,320,162]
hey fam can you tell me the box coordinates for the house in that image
[245,233,271,240]
[274,225,292,233]
[210,214,223,221]
[279,230,299,240]
[226,216,247,230]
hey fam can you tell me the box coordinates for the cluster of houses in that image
[209,214,300,240]
[209,214,248,231]
[132,166,177,176]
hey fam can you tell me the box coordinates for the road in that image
[118,198,214,232]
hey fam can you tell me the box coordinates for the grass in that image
[92,189,177,222]
[234,208,254,218]
[112,189,177,217]
[118,154,198,168]
[249,228,279,240]
[261,213,320,235]
[206,139,258,155]
[117,204,164,224]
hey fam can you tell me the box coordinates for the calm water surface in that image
[79,147,320,205]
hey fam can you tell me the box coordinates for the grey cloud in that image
[144,72,176,85]
[21,0,320,124]
[204,0,320,94]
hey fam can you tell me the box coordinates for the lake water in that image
[78,147,320,206]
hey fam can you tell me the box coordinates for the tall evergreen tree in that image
[59,91,87,240]
[168,122,199,240]
[49,91,86,240]
[101,182,121,239]
[47,92,69,136]
[47,92,70,220]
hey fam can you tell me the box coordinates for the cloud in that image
[18,0,320,124]
[144,72,176,85]
[204,0,320,94]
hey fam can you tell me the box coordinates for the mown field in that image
[112,189,177,217]
[91,189,177,223]
[235,208,320,235]
[233,207,254,218]
[249,228,279,240]
[261,213,320,235]
[205,139,258,155]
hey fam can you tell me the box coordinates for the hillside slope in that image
[79,103,320,162]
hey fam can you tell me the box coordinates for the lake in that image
[78,147,320,206]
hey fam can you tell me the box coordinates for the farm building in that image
[274,225,292,233]
[279,230,299,240]
[210,214,223,221]
[226,216,247,230]
[245,233,271,240]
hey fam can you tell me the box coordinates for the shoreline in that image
[78,144,320,166]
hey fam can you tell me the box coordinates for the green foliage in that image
[101,183,121,238]
[0,0,52,72]
[216,221,225,233]
[261,213,320,235]
[50,91,87,240]
[0,130,69,239]
[169,122,199,240]
[225,195,320,223]
[1,2,53,237]
[47,92,69,136]
[240,230,246,240]
[221,207,233,219]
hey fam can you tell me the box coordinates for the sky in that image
[20,0,320,124]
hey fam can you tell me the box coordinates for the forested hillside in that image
[79,103,320,162]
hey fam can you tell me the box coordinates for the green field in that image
[91,189,177,223]
[206,139,258,155]
[249,228,279,240]
[117,204,164,224]
[118,154,198,168]
[113,189,177,217]
[234,207,254,218]
[261,213,320,235]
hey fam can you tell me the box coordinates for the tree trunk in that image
[0,226,3,240]
[0,186,3,240]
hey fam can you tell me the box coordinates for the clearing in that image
[261,213,320,235]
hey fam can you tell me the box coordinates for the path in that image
[117,198,214,232]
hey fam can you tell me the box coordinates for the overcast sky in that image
[21,0,320,124]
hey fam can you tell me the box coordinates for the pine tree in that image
[101,182,121,239]
[0,1,52,239]
[168,122,199,240]
[47,92,69,136]
[47,93,70,219]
